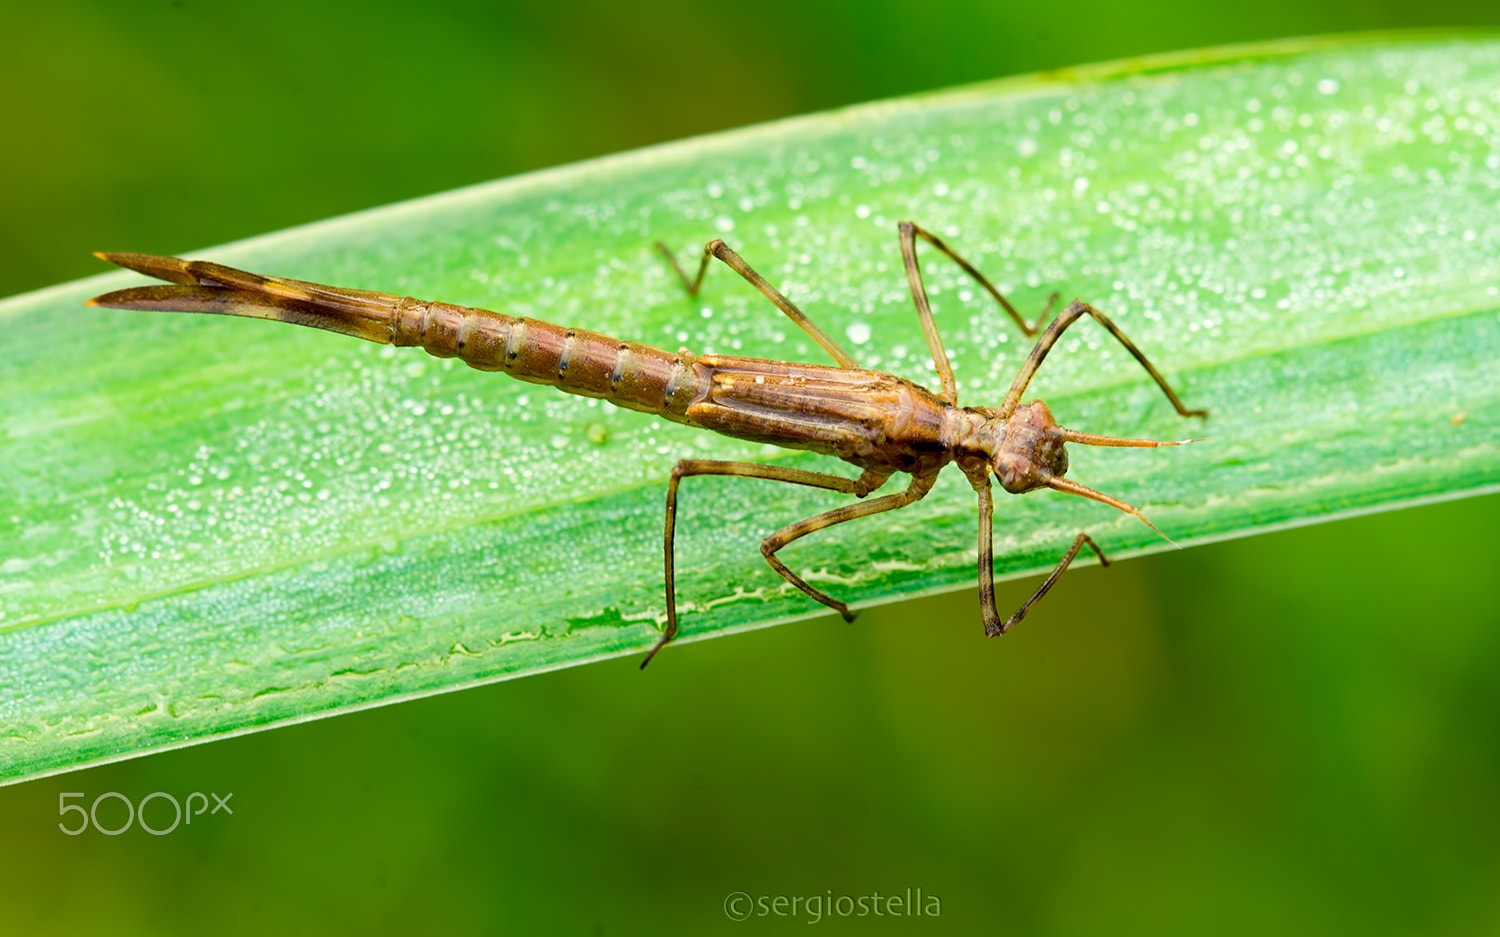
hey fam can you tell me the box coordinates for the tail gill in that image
[87,251,400,345]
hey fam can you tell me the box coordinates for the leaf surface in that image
[2,34,1498,784]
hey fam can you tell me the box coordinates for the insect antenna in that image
[1058,428,1202,448]
[1045,476,1179,547]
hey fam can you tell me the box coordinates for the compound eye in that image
[993,454,1046,494]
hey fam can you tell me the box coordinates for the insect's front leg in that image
[998,299,1208,421]
[973,478,1109,636]
[644,460,890,669]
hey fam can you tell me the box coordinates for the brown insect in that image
[87,222,1205,667]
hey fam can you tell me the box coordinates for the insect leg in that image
[901,222,1059,337]
[654,239,859,369]
[644,460,892,668]
[895,222,959,404]
[759,473,937,621]
[974,479,1109,636]
[897,221,1062,406]
[998,300,1208,420]
[900,221,1056,336]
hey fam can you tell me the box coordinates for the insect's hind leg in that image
[759,473,937,622]
[643,459,891,669]
[654,238,859,369]
[997,299,1208,421]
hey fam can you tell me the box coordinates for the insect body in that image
[88,223,1205,667]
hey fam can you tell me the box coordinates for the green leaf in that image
[3,34,1498,785]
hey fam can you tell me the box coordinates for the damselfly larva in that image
[88,222,1205,667]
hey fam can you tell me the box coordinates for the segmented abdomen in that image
[393,298,705,419]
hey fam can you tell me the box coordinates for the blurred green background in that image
[3,1,1499,934]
